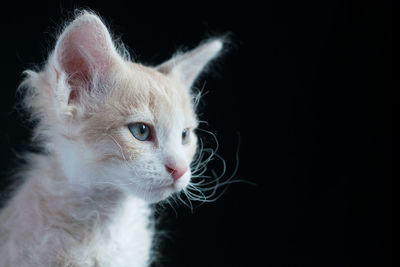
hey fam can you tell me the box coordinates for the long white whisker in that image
[185,132,252,206]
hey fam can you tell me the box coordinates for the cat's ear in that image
[53,12,120,103]
[157,39,223,89]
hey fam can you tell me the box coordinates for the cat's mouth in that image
[125,172,190,202]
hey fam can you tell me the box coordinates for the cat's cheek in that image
[184,136,198,160]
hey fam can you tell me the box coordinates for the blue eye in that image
[128,123,151,141]
[182,128,190,145]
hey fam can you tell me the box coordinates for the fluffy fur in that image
[0,11,223,266]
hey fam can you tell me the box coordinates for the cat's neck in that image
[2,150,153,265]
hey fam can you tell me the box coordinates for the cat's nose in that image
[165,165,188,181]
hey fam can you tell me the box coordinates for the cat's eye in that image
[182,128,190,145]
[128,123,151,141]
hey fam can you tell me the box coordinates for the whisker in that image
[183,132,253,205]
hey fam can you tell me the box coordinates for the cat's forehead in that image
[109,62,196,125]
[127,63,179,93]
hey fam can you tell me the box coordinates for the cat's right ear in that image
[52,11,120,104]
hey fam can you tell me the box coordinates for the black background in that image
[0,1,391,266]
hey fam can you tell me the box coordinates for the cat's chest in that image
[90,197,153,267]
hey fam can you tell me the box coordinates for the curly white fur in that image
[0,11,222,267]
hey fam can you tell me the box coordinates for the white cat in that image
[0,11,223,266]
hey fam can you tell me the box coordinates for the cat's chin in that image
[141,185,177,203]
[129,176,190,203]
[133,184,180,203]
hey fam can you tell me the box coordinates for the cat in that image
[0,10,223,267]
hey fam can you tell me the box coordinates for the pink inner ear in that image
[61,44,91,104]
[56,19,114,104]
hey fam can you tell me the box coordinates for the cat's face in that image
[25,12,222,203]
[79,63,199,202]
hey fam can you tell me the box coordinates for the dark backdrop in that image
[0,1,391,266]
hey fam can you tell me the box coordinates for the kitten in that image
[0,11,223,266]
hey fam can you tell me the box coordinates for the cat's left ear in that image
[156,39,224,89]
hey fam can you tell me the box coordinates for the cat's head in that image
[22,11,223,203]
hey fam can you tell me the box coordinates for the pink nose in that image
[166,165,188,181]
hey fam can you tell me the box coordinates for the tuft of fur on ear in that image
[157,38,224,89]
[52,11,121,104]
